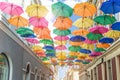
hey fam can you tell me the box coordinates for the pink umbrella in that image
[89,26,108,34]
[29,17,48,27]
[90,52,102,57]
[0,2,23,15]
[55,45,67,50]
[25,38,39,44]
[54,36,69,40]
[84,38,97,44]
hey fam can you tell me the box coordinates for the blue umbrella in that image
[80,49,91,54]
[111,22,120,31]
[100,1,120,14]
[43,46,54,50]
[70,36,85,42]
[20,34,36,38]
[99,37,114,43]
[46,53,55,57]
[75,59,82,62]
[109,0,120,2]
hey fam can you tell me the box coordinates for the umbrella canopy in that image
[75,59,82,62]
[46,53,55,57]
[89,26,108,34]
[80,49,91,54]
[46,50,55,53]
[36,52,46,57]
[26,4,48,17]
[69,52,79,56]
[53,16,72,30]
[16,27,34,35]
[94,15,116,25]
[73,2,96,17]
[104,30,120,38]
[90,52,102,57]
[69,41,83,46]
[43,46,54,50]
[54,40,67,45]
[20,34,36,38]
[40,39,53,45]
[84,38,97,44]
[0,2,23,15]
[100,1,120,14]
[55,45,67,50]
[87,32,103,40]
[72,29,89,36]
[111,22,120,31]
[70,36,86,42]
[94,48,106,52]
[52,2,73,17]
[54,36,69,40]
[99,37,114,43]
[32,45,42,51]
[82,61,90,64]
[97,43,110,48]
[78,54,88,59]
[53,29,71,36]
[25,38,39,44]
[29,17,48,27]
[81,44,94,50]
[73,18,94,28]
[68,46,81,52]
[8,16,28,27]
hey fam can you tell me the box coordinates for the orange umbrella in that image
[8,16,28,27]
[78,53,88,60]
[69,41,83,46]
[72,29,89,36]
[74,2,96,17]
[69,52,79,56]
[97,43,110,48]
[53,16,72,30]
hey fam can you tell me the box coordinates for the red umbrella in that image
[54,36,69,40]
[84,38,97,44]
[25,38,39,44]
[0,2,23,15]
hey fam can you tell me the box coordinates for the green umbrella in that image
[94,48,106,52]
[53,29,71,36]
[94,15,116,25]
[42,57,50,61]
[46,50,55,53]
[87,32,103,40]
[40,39,53,45]
[68,46,81,52]
[82,60,90,64]
[52,2,73,17]
[16,27,34,35]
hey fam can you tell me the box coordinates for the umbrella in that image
[54,36,69,40]
[25,38,39,44]
[42,57,50,61]
[94,15,116,25]
[90,52,102,57]
[85,56,93,62]
[46,53,55,57]
[80,49,91,54]
[89,26,109,34]
[36,52,46,57]
[111,22,120,31]
[52,2,73,17]
[29,17,48,27]
[26,4,48,17]
[69,52,79,56]
[75,59,82,62]
[43,46,54,50]
[58,61,66,66]
[8,16,28,27]
[87,32,103,40]
[69,46,81,52]
[78,54,88,59]
[97,43,110,48]
[82,60,90,64]
[99,37,114,43]
[32,45,43,51]
[69,41,83,46]
[40,39,53,45]
[20,34,36,38]
[70,36,86,42]
[94,48,106,52]
[72,29,89,36]
[104,30,120,38]
[73,2,96,17]
[56,51,66,55]
[53,16,72,30]
[73,18,94,28]
[53,29,71,36]
[0,2,23,15]
[54,40,67,45]
[100,1,120,14]
[16,27,34,35]
[81,44,94,50]
[55,45,67,50]
[84,38,97,44]
[38,35,52,40]
[46,50,55,53]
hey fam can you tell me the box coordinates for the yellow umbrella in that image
[32,45,42,51]
[26,4,48,17]
[73,18,94,29]
[54,40,67,45]
[104,30,120,38]
[56,52,66,55]
[78,53,88,60]
[69,52,79,56]
[69,41,83,46]
[72,29,89,36]
[58,61,66,66]
[56,52,67,60]
[81,43,94,51]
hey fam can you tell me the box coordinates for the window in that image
[0,54,9,80]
